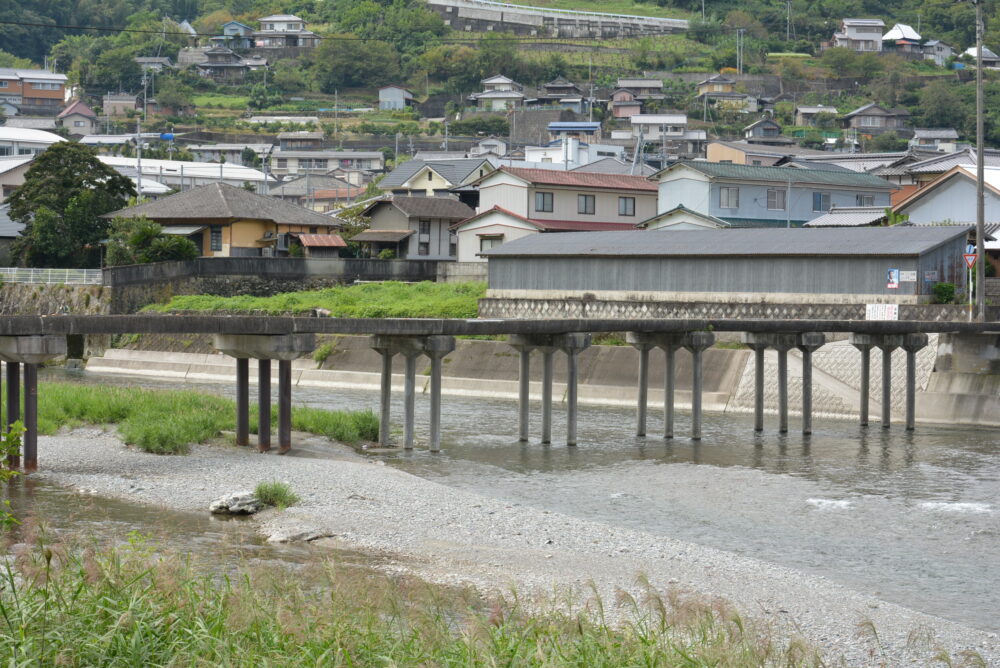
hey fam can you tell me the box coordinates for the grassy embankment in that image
[0,534,823,666]
[0,383,378,454]
[145,281,486,319]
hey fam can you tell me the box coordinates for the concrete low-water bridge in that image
[2,314,998,472]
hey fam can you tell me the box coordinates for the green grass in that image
[0,535,829,667]
[146,281,487,319]
[0,382,378,455]
[192,94,250,109]
[254,481,300,509]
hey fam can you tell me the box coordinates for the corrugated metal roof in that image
[802,206,887,227]
[661,162,894,189]
[501,166,658,191]
[482,226,970,258]
[296,233,346,247]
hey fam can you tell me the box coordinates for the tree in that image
[867,131,908,152]
[9,143,136,268]
[155,77,194,112]
[104,216,198,266]
[312,35,400,91]
[919,80,971,130]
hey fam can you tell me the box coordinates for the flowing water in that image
[35,369,1000,632]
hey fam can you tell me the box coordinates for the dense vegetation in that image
[0,382,379,454]
[0,535,827,666]
[147,281,486,318]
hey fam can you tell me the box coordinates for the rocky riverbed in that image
[33,428,999,666]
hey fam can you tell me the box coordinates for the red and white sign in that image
[964,253,978,268]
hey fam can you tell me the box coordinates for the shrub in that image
[313,342,334,364]
[933,282,956,304]
[254,481,300,509]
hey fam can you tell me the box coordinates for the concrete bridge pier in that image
[5,361,19,468]
[509,334,590,446]
[902,334,929,430]
[644,332,715,440]
[625,333,656,437]
[683,332,715,440]
[214,334,315,454]
[851,338,875,426]
[797,333,826,435]
[741,333,798,434]
[0,336,67,472]
[370,335,455,451]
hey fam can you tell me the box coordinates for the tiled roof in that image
[660,161,894,189]
[570,158,657,176]
[103,183,342,227]
[499,167,658,191]
[58,99,96,119]
[482,226,971,258]
[454,206,636,232]
[351,229,414,243]
[269,174,355,198]
[378,195,475,220]
[379,158,491,189]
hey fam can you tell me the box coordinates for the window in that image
[309,226,318,234]
[767,188,786,210]
[812,192,830,212]
[210,226,223,251]
[449,235,457,256]
[418,242,429,256]
[30,82,60,90]
[0,147,10,156]
[751,159,762,166]
[419,219,431,235]
[276,158,287,168]
[534,191,553,212]
[0,81,7,88]
[74,120,85,127]
[618,196,635,217]
[719,186,739,209]
[577,194,595,215]
[857,194,875,206]
[860,116,880,127]
[427,171,433,182]
[480,236,503,252]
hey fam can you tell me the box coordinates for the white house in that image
[832,18,885,52]
[0,127,65,157]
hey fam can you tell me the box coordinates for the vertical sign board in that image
[886,268,900,289]
[866,304,899,320]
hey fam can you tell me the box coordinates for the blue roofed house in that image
[651,162,895,227]
[211,21,254,50]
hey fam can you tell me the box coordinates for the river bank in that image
[31,427,999,666]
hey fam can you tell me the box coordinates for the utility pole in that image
[701,0,705,20]
[335,89,339,144]
[786,0,791,42]
[444,121,449,151]
[975,0,986,320]
[136,115,143,199]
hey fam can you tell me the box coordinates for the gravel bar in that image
[34,429,999,665]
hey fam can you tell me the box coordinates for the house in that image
[98,156,271,193]
[379,86,414,111]
[134,56,175,72]
[881,24,922,54]
[832,18,885,52]
[0,68,68,116]
[187,143,273,165]
[0,155,34,200]
[743,117,785,144]
[895,148,1000,190]
[0,127,64,157]
[253,14,318,48]
[355,196,473,259]
[963,46,1000,67]
[102,182,342,257]
[629,114,707,158]
[894,165,1000,225]
[56,100,98,136]
[379,157,496,196]
[923,40,955,67]
[635,205,730,230]
[794,105,839,127]
[278,131,324,150]
[609,88,643,119]
[269,173,361,209]
[652,161,895,227]
[468,74,526,111]
[802,205,889,227]
[535,76,584,112]
[707,140,829,167]
[570,158,657,177]
[840,103,911,136]
[211,21,254,50]
[196,47,265,82]
[523,140,624,167]
[696,74,735,97]
[476,166,656,222]
[101,93,137,117]
[908,128,961,152]
[269,150,384,178]
[615,78,664,100]
[469,137,508,157]
[288,233,347,258]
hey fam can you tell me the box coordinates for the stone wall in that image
[478,297,978,323]
[0,283,109,316]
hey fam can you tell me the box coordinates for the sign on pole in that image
[964,253,978,268]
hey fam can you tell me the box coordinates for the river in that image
[35,368,1000,633]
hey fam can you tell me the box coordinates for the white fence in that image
[0,267,103,285]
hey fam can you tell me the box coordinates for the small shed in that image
[379,85,414,111]
[482,226,971,304]
[291,233,346,258]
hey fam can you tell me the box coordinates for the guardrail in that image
[0,267,103,285]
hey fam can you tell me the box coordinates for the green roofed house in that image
[649,161,896,228]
